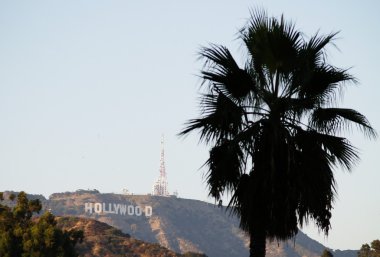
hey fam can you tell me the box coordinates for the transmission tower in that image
[152,135,169,196]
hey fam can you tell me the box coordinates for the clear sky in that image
[0,0,379,251]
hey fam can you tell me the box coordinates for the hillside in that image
[56,216,205,257]
[46,192,248,256]
[1,191,358,257]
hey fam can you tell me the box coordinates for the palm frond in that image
[298,65,354,106]
[293,130,336,234]
[278,97,314,120]
[199,45,255,100]
[305,32,339,65]
[179,92,244,143]
[242,9,303,78]
[199,44,235,69]
[310,108,377,138]
[227,174,254,232]
[296,129,359,170]
[235,120,263,144]
[205,140,244,200]
[288,33,345,99]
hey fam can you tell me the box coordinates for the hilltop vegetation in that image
[358,240,380,257]
[0,191,83,257]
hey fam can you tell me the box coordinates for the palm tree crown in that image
[180,9,376,257]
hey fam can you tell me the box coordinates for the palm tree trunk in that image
[249,228,266,257]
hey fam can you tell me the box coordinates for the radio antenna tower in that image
[152,135,169,196]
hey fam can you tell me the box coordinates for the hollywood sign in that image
[84,202,152,217]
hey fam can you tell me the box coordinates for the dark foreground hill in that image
[1,191,358,257]
[56,216,205,257]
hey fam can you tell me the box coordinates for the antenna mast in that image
[152,135,169,196]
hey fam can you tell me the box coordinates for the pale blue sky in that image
[0,0,379,250]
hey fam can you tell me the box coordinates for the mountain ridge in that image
[1,191,357,257]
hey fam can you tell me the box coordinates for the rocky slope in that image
[56,216,205,257]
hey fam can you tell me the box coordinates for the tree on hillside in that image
[180,9,376,257]
[358,244,372,257]
[371,240,380,257]
[358,240,380,257]
[0,191,83,257]
[9,193,16,201]
[321,249,333,257]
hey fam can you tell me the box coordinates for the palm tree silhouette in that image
[180,9,376,257]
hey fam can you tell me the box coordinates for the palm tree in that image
[180,9,376,257]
